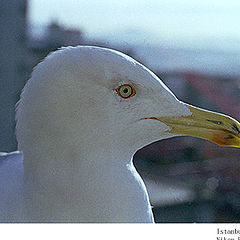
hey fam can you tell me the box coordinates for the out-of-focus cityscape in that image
[0,0,240,222]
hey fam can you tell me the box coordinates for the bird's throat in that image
[23,141,153,222]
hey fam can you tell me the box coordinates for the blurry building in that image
[0,0,28,151]
[46,22,83,48]
[28,22,83,69]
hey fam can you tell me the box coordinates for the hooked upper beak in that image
[149,104,240,148]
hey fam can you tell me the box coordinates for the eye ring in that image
[116,84,136,99]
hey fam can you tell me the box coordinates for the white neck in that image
[22,132,154,222]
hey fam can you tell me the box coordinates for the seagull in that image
[0,46,240,223]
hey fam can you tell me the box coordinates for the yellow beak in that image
[155,104,240,148]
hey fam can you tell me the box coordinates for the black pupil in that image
[123,88,129,94]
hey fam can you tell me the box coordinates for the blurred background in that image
[0,0,240,222]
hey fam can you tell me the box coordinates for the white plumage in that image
[1,46,239,222]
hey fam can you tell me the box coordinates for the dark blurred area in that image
[0,0,239,223]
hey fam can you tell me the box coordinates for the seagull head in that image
[16,46,240,162]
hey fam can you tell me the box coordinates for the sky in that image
[29,0,240,50]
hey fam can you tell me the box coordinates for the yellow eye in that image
[116,84,136,99]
